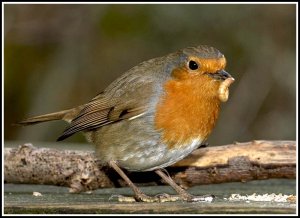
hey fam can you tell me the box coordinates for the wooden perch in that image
[4,140,295,193]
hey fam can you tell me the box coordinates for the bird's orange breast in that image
[154,72,221,149]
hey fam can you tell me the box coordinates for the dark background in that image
[4,4,296,146]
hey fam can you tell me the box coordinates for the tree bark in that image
[4,140,295,193]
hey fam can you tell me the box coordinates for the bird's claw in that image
[112,193,214,203]
[135,193,181,202]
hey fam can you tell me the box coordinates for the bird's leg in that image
[155,169,214,202]
[108,160,158,202]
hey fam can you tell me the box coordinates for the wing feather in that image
[57,79,155,141]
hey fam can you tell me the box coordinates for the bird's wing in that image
[57,78,155,141]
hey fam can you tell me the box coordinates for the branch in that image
[4,140,295,193]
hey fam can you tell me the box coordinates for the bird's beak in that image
[218,70,233,80]
[209,70,234,81]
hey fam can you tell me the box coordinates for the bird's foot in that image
[109,194,137,202]
[154,193,181,202]
[111,193,160,203]
[134,193,160,202]
[112,193,182,203]
[111,193,214,203]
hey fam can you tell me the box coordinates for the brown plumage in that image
[18,45,234,202]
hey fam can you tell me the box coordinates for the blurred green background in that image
[4,4,296,146]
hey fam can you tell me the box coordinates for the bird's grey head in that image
[181,45,224,59]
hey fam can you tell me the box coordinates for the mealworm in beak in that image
[218,77,235,102]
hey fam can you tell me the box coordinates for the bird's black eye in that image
[188,60,198,70]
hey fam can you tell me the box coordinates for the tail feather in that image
[17,109,75,126]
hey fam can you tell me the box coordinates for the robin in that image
[18,45,235,202]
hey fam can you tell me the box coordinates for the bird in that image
[18,45,235,202]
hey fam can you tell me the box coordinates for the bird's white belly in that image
[118,138,203,171]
